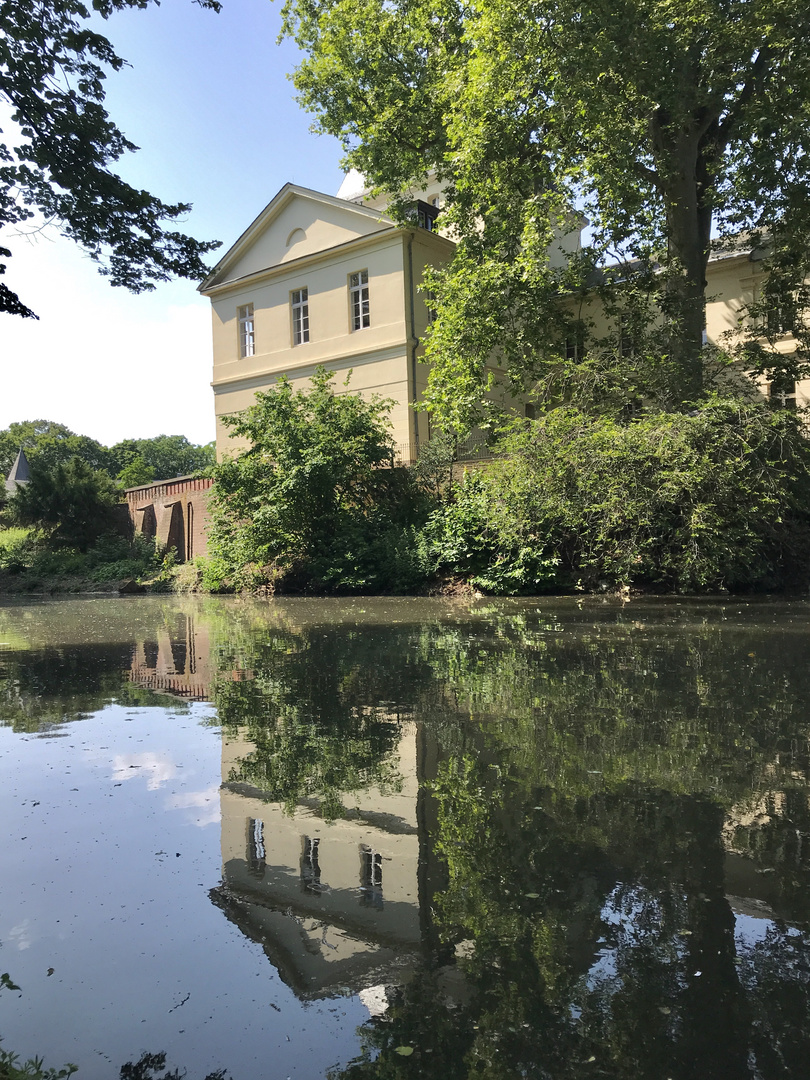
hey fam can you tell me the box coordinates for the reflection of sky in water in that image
[586,883,692,987]
[734,911,777,945]
[0,697,367,1080]
[111,751,177,789]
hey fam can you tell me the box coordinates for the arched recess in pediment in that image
[285,227,306,248]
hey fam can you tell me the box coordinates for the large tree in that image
[0,418,111,475]
[0,0,221,318]
[282,0,810,428]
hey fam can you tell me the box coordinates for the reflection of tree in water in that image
[326,606,810,1080]
[211,616,446,819]
[119,1051,229,1080]
[0,643,157,733]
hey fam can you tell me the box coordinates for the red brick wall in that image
[124,475,213,560]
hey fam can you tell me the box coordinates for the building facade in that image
[199,178,456,464]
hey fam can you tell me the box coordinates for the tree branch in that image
[715,46,771,150]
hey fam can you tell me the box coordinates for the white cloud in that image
[111,752,177,791]
[166,786,221,827]
[8,919,33,951]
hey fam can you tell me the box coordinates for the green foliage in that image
[9,456,118,551]
[0,528,37,572]
[0,0,220,317]
[424,400,810,593]
[0,532,161,590]
[0,423,216,487]
[116,456,155,489]
[0,1048,76,1080]
[109,436,216,484]
[0,421,111,478]
[207,366,428,593]
[282,0,810,425]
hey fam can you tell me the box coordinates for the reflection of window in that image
[291,287,309,345]
[769,372,797,410]
[170,640,187,674]
[247,818,266,879]
[238,304,255,358]
[301,836,322,893]
[143,641,159,669]
[350,270,370,330]
[359,844,384,909]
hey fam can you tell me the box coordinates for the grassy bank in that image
[0,530,184,596]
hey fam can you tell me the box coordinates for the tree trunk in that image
[652,117,715,403]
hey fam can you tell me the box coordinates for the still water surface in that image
[1,595,809,1079]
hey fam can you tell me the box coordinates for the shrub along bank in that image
[423,400,810,594]
[202,369,810,596]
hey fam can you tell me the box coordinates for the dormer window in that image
[238,304,255,358]
[411,199,440,232]
[291,287,309,345]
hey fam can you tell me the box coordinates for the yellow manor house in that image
[199,172,810,464]
[199,172,453,463]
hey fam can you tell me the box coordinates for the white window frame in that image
[291,287,309,345]
[565,334,585,362]
[424,289,437,326]
[769,373,797,409]
[238,303,255,358]
[349,269,370,331]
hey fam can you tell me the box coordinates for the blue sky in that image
[0,0,344,446]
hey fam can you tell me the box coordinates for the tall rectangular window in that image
[565,332,585,362]
[238,304,255,358]
[291,287,309,345]
[425,289,438,326]
[769,371,797,410]
[350,270,370,330]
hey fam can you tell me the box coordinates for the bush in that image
[0,528,37,572]
[208,366,430,593]
[9,456,118,551]
[424,399,810,593]
[0,531,162,585]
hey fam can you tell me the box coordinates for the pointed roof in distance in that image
[5,447,31,493]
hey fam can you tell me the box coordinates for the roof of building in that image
[198,182,395,293]
[5,447,31,493]
[336,168,368,202]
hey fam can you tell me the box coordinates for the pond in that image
[1,595,809,1080]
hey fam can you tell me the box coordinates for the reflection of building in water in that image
[210,723,440,1000]
[723,778,810,923]
[128,615,216,701]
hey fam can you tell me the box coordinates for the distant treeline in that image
[0,419,215,487]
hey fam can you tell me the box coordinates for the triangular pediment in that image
[200,184,394,292]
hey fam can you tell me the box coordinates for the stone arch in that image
[285,227,306,248]
[135,504,157,539]
[156,500,185,561]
